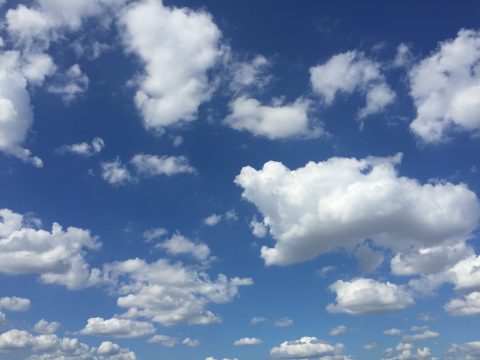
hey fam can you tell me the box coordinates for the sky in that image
[0,0,480,359]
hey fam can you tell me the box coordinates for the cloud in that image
[56,137,105,156]
[204,214,222,227]
[310,50,395,118]
[384,328,403,336]
[274,317,293,328]
[0,51,43,167]
[409,29,480,143]
[250,316,266,325]
[130,154,195,176]
[327,278,414,315]
[448,341,480,359]
[147,334,178,347]
[101,158,133,186]
[0,208,101,290]
[119,0,221,133]
[364,342,378,350]
[229,55,271,93]
[143,227,168,242]
[157,234,211,261]
[21,52,56,85]
[270,336,347,359]
[354,242,384,274]
[329,325,348,336]
[47,64,89,102]
[224,96,323,139]
[33,319,61,335]
[102,257,253,326]
[182,337,200,347]
[0,329,136,359]
[235,153,479,266]
[402,327,439,341]
[79,317,155,338]
[0,297,30,312]
[445,292,480,316]
[0,312,5,326]
[234,337,262,346]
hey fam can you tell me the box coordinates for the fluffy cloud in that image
[100,158,133,186]
[0,296,30,312]
[102,257,253,326]
[33,319,61,335]
[384,343,432,360]
[79,317,155,338]
[310,50,395,118]
[234,337,262,346]
[402,327,439,341]
[235,153,479,266]
[329,325,348,336]
[142,227,167,242]
[448,341,480,359]
[229,55,271,93]
[224,96,322,139]
[119,0,221,133]
[182,337,200,347]
[47,64,89,102]
[147,334,178,347]
[157,234,210,261]
[0,51,43,167]
[131,154,195,176]
[0,329,136,360]
[204,214,222,227]
[0,208,101,289]
[445,292,480,316]
[250,316,266,325]
[409,29,480,143]
[274,317,293,328]
[56,137,105,156]
[385,329,403,336]
[270,336,347,359]
[327,278,414,315]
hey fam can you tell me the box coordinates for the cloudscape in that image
[0,1,480,359]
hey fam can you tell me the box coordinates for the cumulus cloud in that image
[274,317,293,328]
[143,227,167,242]
[310,50,395,118]
[409,29,480,143]
[204,214,222,227]
[33,319,61,335]
[47,64,89,102]
[224,96,323,139]
[182,337,200,347]
[0,208,101,290]
[270,336,347,359]
[384,328,403,336]
[79,317,155,338]
[250,316,266,325]
[445,292,480,316]
[327,278,414,315]
[102,258,253,326]
[0,329,136,360]
[119,0,221,133]
[402,327,439,341]
[235,153,479,266]
[448,341,480,359]
[101,158,133,186]
[157,234,211,261]
[234,337,262,346]
[329,325,348,336]
[229,55,271,93]
[0,297,30,312]
[56,137,105,156]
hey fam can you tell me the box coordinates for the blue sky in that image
[0,0,480,359]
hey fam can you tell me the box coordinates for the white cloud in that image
[354,242,384,274]
[274,317,293,328]
[229,55,271,93]
[270,336,347,359]
[119,0,221,133]
[143,227,167,242]
[148,334,178,347]
[0,208,101,290]
[448,341,480,359]
[79,317,155,338]
[327,278,414,315]
[403,327,439,341]
[0,329,136,360]
[21,52,56,85]
[0,312,5,326]
[131,154,195,176]
[33,319,61,335]
[224,96,322,139]
[57,137,105,156]
[204,214,222,226]
[329,325,348,336]
[102,258,253,326]
[250,218,267,238]
[0,297,30,312]
[0,51,43,167]
[310,50,395,118]
[235,154,479,266]
[234,337,262,346]
[157,234,210,261]
[384,328,403,336]
[364,342,378,350]
[445,291,480,316]
[182,337,200,347]
[393,43,412,68]
[100,159,133,186]
[47,64,89,102]
[409,29,480,143]
[251,316,266,325]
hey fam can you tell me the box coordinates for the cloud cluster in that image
[56,137,105,156]
[79,317,155,338]
[235,153,479,266]
[409,29,480,143]
[0,208,101,289]
[0,296,31,312]
[270,336,348,359]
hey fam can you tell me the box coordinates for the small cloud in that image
[274,317,293,328]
